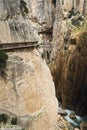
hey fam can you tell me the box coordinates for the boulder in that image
[80,122,87,130]
[69,113,76,119]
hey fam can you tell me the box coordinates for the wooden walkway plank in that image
[0,41,39,51]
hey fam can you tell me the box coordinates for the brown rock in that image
[69,113,76,119]
[50,31,87,115]
[80,122,87,130]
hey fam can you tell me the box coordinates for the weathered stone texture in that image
[0,0,55,43]
[0,49,58,130]
[0,0,58,130]
[51,31,87,115]
[63,0,85,14]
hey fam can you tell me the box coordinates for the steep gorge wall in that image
[0,0,55,43]
[51,0,87,58]
[0,0,58,130]
[0,49,58,130]
[51,33,87,115]
[0,2,87,130]
[50,0,87,115]
[62,0,87,15]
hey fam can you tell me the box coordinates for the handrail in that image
[0,41,39,51]
[0,41,38,45]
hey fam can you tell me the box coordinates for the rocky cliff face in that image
[63,0,85,13]
[61,0,87,14]
[0,0,58,130]
[0,49,58,130]
[0,0,38,43]
[51,0,87,59]
[0,0,55,43]
[51,32,87,115]
[0,1,87,130]
[50,0,87,115]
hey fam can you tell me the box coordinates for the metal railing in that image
[0,41,39,51]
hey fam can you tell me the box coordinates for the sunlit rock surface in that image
[0,0,58,130]
[0,49,58,130]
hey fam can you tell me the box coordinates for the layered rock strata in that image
[0,0,58,130]
[50,0,87,115]
[0,49,58,130]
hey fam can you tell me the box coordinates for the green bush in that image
[71,14,84,27]
[71,18,87,36]
[11,117,17,125]
[68,8,80,18]
[0,51,8,79]
[0,114,9,124]
[71,18,80,26]
[20,0,28,16]
[0,51,8,61]
[0,51,8,69]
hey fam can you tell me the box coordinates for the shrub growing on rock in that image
[20,0,28,17]
[11,117,17,125]
[68,8,80,18]
[0,51,8,79]
[0,114,9,124]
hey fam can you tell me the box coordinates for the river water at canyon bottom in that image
[58,107,87,128]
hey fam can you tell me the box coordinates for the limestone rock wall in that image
[63,0,86,15]
[51,0,87,59]
[50,0,87,115]
[0,0,58,130]
[0,0,39,43]
[0,49,58,130]
[0,1,87,129]
[0,0,86,43]
[0,0,55,43]
[50,32,87,115]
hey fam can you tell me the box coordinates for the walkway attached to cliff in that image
[0,41,39,51]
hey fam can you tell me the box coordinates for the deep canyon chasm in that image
[0,0,87,130]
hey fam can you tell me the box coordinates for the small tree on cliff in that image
[20,0,28,17]
[0,51,8,79]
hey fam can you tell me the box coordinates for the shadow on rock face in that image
[77,85,87,116]
[50,31,87,116]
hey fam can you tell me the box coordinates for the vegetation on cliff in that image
[0,114,8,124]
[65,8,87,44]
[0,51,8,78]
[20,0,28,17]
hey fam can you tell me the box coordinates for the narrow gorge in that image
[50,0,87,116]
[0,0,87,130]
